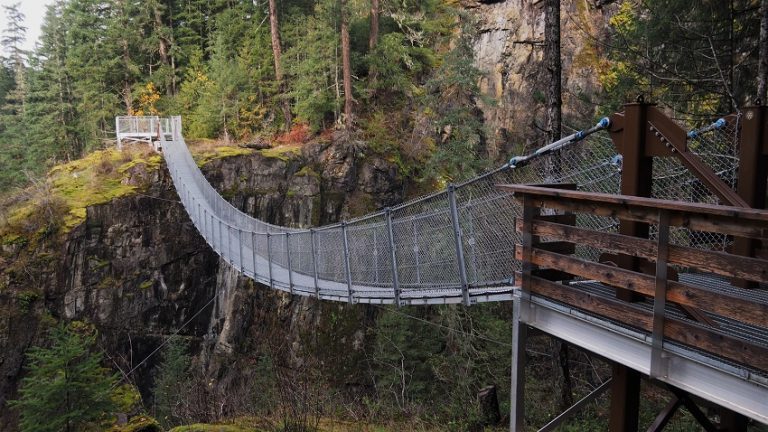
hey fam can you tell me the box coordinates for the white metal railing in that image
[116,116,171,149]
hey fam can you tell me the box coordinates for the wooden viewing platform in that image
[504,185,768,430]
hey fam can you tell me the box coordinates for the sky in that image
[0,0,55,53]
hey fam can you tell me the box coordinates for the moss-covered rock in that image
[107,415,163,432]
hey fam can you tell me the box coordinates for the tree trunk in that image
[758,0,768,103]
[268,0,292,129]
[544,0,561,143]
[368,0,380,84]
[369,0,379,50]
[341,0,353,129]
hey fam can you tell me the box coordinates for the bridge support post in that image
[311,229,320,299]
[385,209,401,306]
[448,185,470,306]
[509,289,527,432]
[342,223,354,303]
[267,233,274,289]
[734,105,768,288]
[285,233,294,295]
[607,101,652,432]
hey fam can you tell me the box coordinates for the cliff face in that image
[467,0,612,158]
[0,142,402,428]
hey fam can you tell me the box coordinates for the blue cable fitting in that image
[611,154,623,170]
[508,156,525,168]
[575,131,585,140]
[597,117,610,129]
[713,118,726,129]
[687,130,698,139]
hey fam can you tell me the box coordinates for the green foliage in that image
[11,322,118,432]
[153,337,191,429]
[284,12,339,131]
[601,0,760,117]
[422,17,489,182]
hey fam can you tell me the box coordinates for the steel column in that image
[373,229,380,284]
[342,223,354,303]
[267,233,274,289]
[448,185,470,306]
[237,228,244,272]
[251,231,257,277]
[510,290,528,432]
[285,233,294,295]
[227,224,233,266]
[412,221,421,284]
[311,229,320,298]
[386,209,401,306]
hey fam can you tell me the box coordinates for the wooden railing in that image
[501,184,768,375]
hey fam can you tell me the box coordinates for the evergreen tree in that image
[27,0,84,162]
[602,0,760,116]
[423,17,488,181]
[11,323,118,432]
[0,1,29,188]
[153,337,191,429]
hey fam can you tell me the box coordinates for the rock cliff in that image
[0,141,402,428]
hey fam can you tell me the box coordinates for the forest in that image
[1,0,767,431]
[0,0,764,191]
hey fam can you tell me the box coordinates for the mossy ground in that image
[0,146,162,244]
[258,144,301,161]
[189,140,254,166]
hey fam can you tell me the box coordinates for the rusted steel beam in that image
[612,102,652,305]
[645,107,748,207]
[734,106,768,289]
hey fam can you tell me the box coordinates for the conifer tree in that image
[11,324,118,432]
[153,337,191,429]
[0,1,28,187]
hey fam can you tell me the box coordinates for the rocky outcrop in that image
[0,142,401,428]
[467,0,614,159]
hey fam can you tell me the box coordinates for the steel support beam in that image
[342,223,354,303]
[285,233,294,295]
[448,185,470,306]
[510,290,528,432]
[522,295,768,425]
[386,209,401,306]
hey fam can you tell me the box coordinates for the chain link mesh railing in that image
[142,112,744,306]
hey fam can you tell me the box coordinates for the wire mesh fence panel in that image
[454,173,519,285]
[346,216,389,286]
[314,227,347,283]
[391,192,461,289]
[289,231,315,276]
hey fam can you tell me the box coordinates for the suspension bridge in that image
[116,104,768,431]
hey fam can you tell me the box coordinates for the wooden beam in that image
[645,106,748,207]
[528,276,768,371]
[520,248,768,329]
[499,184,768,223]
[521,220,768,284]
